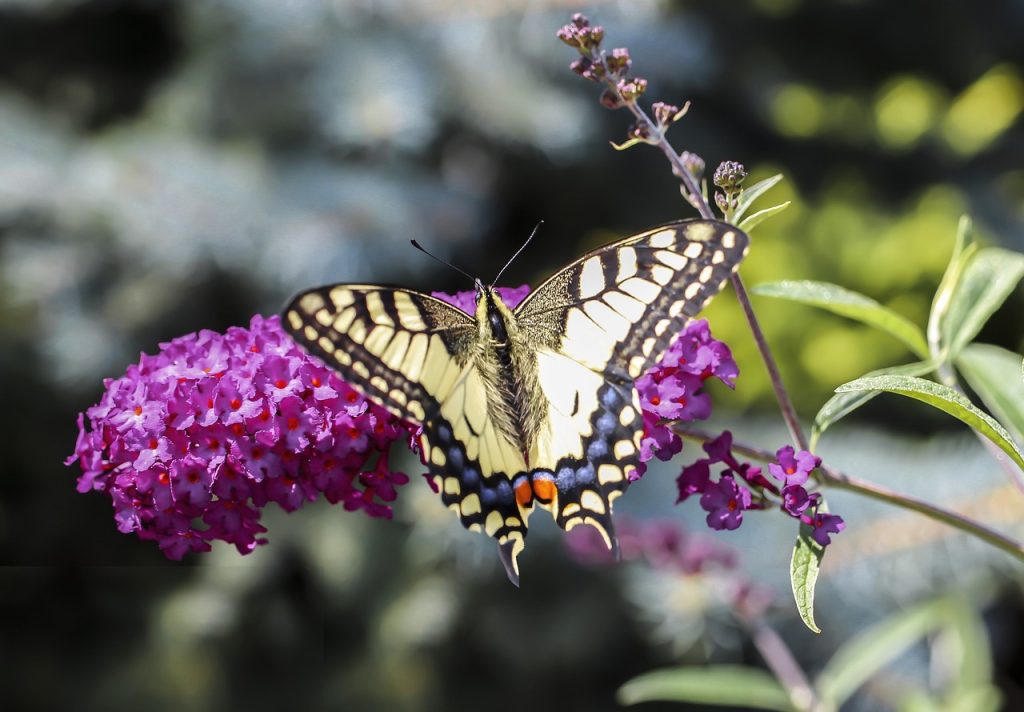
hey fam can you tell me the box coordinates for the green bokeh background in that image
[2,1,1023,711]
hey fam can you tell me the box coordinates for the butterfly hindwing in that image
[515,220,750,538]
[283,286,532,568]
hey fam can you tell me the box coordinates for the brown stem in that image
[739,613,823,712]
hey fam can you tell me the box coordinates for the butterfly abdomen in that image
[464,292,539,474]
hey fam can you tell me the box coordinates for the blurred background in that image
[2,0,1024,710]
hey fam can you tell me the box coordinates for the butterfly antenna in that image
[493,220,543,285]
[410,240,476,284]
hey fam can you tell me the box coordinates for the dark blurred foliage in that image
[2,1,1023,711]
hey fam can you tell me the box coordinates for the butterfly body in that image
[283,220,750,583]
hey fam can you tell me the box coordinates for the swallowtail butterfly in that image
[283,220,749,584]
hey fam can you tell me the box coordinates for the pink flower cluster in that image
[634,319,738,477]
[66,315,413,559]
[678,433,845,546]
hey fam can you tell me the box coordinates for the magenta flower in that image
[806,512,846,546]
[67,315,414,559]
[768,445,821,487]
[634,319,737,477]
[781,484,815,517]
[676,459,710,503]
[700,474,751,531]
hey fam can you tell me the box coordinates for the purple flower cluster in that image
[677,433,845,546]
[634,319,738,478]
[67,315,413,559]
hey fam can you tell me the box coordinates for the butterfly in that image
[282,219,749,584]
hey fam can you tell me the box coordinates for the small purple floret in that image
[700,474,751,531]
[806,512,846,546]
[768,445,820,487]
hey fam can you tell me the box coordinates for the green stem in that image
[675,426,1024,563]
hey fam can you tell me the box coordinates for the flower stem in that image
[729,274,809,451]
[738,613,821,712]
[675,426,1024,563]
[599,67,809,450]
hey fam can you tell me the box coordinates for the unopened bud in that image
[616,77,647,102]
[713,161,747,189]
[606,47,631,74]
[653,101,680,127]
[599,88,624,110]
[680,151,705,182]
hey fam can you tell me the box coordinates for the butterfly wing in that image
[514,219,750,545]
[283,286,532,577]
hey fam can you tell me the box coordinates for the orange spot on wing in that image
[532,477,556,504]
[515,480,533,507]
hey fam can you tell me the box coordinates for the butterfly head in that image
[472,280,515,343]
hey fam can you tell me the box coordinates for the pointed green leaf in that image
[734,173,784,222]
[609,137,647,151]
[835,375,1024,472]
[941,247,1024,359]
[752,280,929,358]
[942,597,993,691]
[791,522,824,634]
[928,215,977,358]
[816,598,949,707]
[957,344,1024,444]
[738,201,791,232]
[618,666,794,710]
[811,361,936,449]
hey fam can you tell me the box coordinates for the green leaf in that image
[942,597,993,692]
[811,361,936,449]
[816,598,949,707]
[734,173,783,223]
[835,375,1024,472]
[738,201,791,232]
[609,137,647,151]
[618,666,795,710]
[791,522,824,634]
[752,280,929,358]
[941,247,1024,359]
[928,215,977,358]
[957,344,1024,444]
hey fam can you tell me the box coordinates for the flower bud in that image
[616,77,647,102]
[599,88,624,110]
[715,191,729,212]
[556,25,578,47]
[606,47,631,74]
[680,151,705,182]
[713,160,748,189]
[653,101,680,127]
[627,122,652,141]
